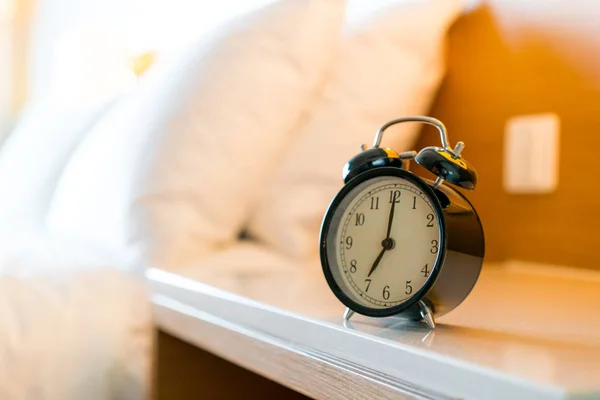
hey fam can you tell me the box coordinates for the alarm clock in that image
[319,116,484,329]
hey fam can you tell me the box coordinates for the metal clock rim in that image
[319,167,448,318]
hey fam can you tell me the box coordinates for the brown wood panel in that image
[414,0,600,269]
[157,330,311,400]
[155,304,433,400]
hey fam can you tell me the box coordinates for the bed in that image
[0,233,153,399]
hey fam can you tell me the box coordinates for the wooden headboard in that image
[414,0,600,270]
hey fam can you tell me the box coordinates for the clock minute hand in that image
[386,193,397,239]
[369,194,398,278]
[367,247,387,277]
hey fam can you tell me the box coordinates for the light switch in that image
[503,113,560,194]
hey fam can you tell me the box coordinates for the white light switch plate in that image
[503,113,560,194]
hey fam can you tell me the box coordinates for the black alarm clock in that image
[319,116,484,329]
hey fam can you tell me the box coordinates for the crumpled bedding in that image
[0,234,153,400]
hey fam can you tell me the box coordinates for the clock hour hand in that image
[367,247,387,277]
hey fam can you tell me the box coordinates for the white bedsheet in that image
[0,233,153,400]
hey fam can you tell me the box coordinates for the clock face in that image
[322,171,444,315]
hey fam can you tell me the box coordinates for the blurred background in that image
[0,0,279,124]
[3,0,599,269]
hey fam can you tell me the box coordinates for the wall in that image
[414,0,600,269]
[0,0,34,140]
[27,0,276,104]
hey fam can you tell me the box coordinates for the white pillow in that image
[0,100,115,234]
[47,0,346,269]
[247,0,465,260]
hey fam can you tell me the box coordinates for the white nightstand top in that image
[147,245,600,400]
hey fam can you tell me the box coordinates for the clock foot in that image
[343,308,355,321]
[418,300,436,329]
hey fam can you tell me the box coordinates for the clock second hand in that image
[367,194,398,277]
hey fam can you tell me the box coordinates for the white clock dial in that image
[330,175,442,309]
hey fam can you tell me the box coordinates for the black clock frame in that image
[320,166,485,320]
